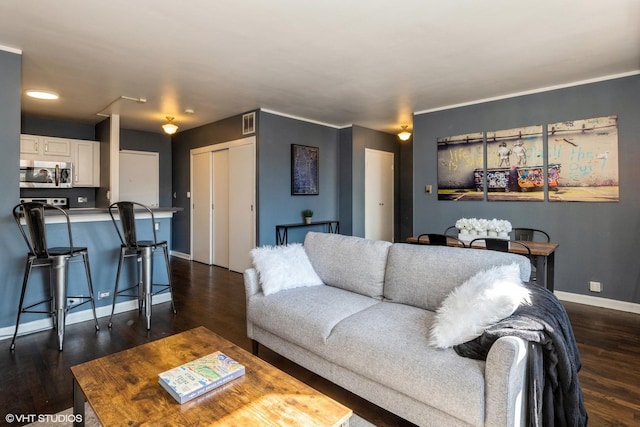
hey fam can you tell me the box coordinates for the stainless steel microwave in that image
[19,160,73,188]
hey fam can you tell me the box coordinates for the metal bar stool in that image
[11,202,100,351]
[108,201,176,330]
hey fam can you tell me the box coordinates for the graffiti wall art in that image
[437,132,484,201]
[485,125,544,201]
[547,115,619,202]
[435,115,619,203]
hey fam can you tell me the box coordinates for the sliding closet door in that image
[190,136,256,269]
[192,151,212,264]
[212,150,230,268]
[228,142,255,272]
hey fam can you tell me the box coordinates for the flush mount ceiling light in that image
[25,90,59,100]
[162,116,178,135]
[398,125,412,141]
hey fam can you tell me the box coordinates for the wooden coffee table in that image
[71,327,352,426]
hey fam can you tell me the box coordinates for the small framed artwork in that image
[291,144,319,195]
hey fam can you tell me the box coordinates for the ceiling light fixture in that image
[398,125,411,141]
[162,116,178,135]
[26,90,59,100]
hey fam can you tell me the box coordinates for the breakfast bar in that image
[8,206,180,343]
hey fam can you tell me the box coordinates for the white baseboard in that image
[0,293,172,341]
[170,250,191,260]
[555,291,640,315]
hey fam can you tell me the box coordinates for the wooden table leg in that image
[73,377,85,427]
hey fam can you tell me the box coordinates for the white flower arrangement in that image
[494,219,512,233]
[455,218,472,230]
[456,217,512,239]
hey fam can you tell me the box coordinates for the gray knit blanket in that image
[454,284,588,427]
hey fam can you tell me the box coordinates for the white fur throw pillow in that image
[250,244,324,296]
[429,263,531,348]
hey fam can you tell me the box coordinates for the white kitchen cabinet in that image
[72,140,100,187]
[20,134,100,187]
[20,134,72,159]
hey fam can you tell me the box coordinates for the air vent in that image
[242,112,255,135]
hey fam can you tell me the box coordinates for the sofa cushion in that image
[304,232,392,298]
[429,263,531,348]
[323,302,486,427]
[383,243,531,311]
[250,244,323,295]
[247,285,379,349]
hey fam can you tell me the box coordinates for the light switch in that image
[425,185,432,194]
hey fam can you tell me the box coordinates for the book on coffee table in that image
[158,351,245,404]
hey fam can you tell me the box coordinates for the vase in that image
[459,229,469,235]
[304,217,312,224]
[488,230,498,237]
[498,231,509,239]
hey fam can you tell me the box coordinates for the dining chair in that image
[443,225,458,236]
[469,237,531,255]
[415,233,466,247]
[108,201,176,330]
[11,202,100,351]
[512,227,550,242]
[512,227,549,282]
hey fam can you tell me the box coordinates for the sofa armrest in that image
[243,268,260,339]
[244,268,260,298]
[484,336,528,427]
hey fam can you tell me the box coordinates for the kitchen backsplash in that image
[20,187,97,208]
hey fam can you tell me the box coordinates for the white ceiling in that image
[1,0,639,135]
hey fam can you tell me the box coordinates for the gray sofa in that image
[243,232,532,427]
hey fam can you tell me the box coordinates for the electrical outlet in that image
[425,185,432,194]
[98,291,111,300]
[154,222,160,231]
[589,281,602,292]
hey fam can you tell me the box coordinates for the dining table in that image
[406,236,559,292]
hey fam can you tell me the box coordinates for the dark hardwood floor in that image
[1,257,638,426]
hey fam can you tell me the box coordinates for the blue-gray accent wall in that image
[258,112,340,245]
[0,49,23,329]
[413,74,640,303]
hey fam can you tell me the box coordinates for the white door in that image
[212,150,230,268]
[365,149,394,242]
[192,152,212,264]
[119,150,159,207]
[228,142,255,272]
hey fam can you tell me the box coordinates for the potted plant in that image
[302,209,313,224]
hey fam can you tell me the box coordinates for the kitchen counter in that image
[67,206,182,214]
[42,206,183,224]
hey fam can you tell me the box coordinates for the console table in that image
[276,220,339,245]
